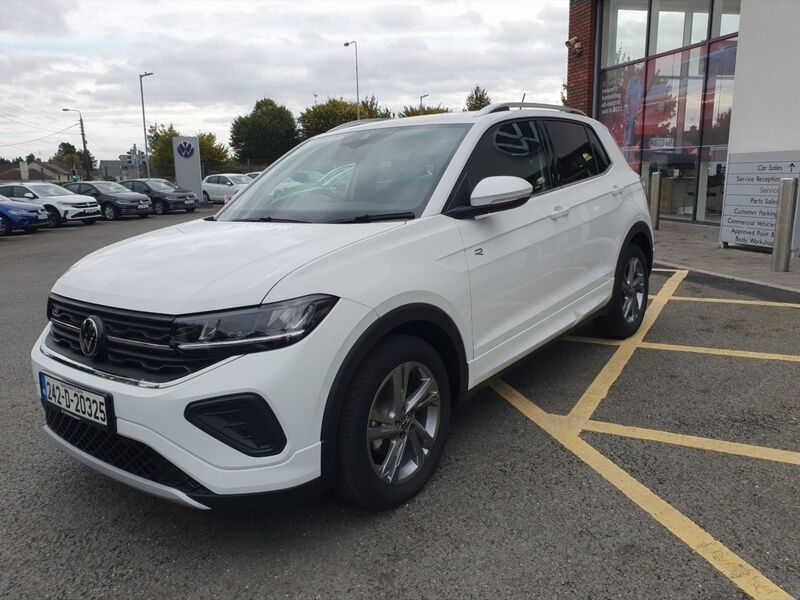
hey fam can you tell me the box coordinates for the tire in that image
[139,213,150,218]
[153,200,167,215]
[102,203,119,221]
[0,215,10,237]
[82,219,97,225]
[186,207,195,213]
[337,334,451,509]
[45,206,62,228]
[593,244,649,339]
[202,191,210,203]
[23,227,39,233]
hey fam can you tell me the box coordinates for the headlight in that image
[171,294,338,354]
[9,209,29,215]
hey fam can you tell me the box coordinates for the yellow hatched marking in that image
[585,420,800,466]
[568,270,688,423]
[671,296,800,309]
[639,342,800,363]
[492,379,793,600]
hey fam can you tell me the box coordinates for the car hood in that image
[47,193,97,205]
[104,191,149,202]
[52,218,403,313]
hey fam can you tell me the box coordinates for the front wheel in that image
[337,335,451,509]
[186,207,195,213]
[0,215,10,236]
[45,206,62,228]
[594,244,649,339]
[202,191,210,203]
[102,203,119,221]
[153,200,167,215]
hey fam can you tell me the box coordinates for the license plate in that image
[138,204,149,209]
[39,373,113,429]
[184,200,194,205]
[37,214,48,220]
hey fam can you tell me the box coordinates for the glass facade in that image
[597,0,739,223]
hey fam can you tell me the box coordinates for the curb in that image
[654,260,800,294]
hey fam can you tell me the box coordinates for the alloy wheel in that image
[621,256,646,323]
[367,362,441,485]
[104,205,115,220]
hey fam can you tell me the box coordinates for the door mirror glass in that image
[226,180,234,186]
[470,176,532,208]
[24,192,35,199]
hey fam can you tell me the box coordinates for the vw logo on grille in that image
[176,141,194,158]
[79,316,105,358]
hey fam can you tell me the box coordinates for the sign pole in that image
[649,171,661,231]
[771,178,798,272]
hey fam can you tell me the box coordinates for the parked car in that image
[32,103,652,510]
[201,173,252,203]
[63,181,151,221]
[0,182,101,226]
[120,179,198,215]
[246,171,261,179]
[0,194,50,235]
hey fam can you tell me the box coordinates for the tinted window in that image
[0,186,13,197]
[16,186,33,197]
[544,121,600,184]
[207,176,220,184]
[587,128,611,174]
[120,181,133,190]
[452,119,552,207]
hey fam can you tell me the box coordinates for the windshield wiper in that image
[328,212,416,224]
[229,216,310,223]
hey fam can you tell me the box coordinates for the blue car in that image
[0,194,50,236]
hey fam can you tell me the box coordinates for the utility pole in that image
[139,72,153,179]
[133,143,140,178]
[419,93,429,113]
[344,41,360,119]
[63,108,90,180]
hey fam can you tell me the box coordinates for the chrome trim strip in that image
[106,335,172,351]
[177,329,304,351]
[51,318,79,332]
[44,425,210,510]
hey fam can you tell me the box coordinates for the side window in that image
[544,120,599,185]
[207,176,219,184]
[16,186,33,197]
[586,127,611,174]
[0,185,13,197]
[219,177,231,185]
[120,181,132,190]
[133,182,146,192]
[452,119,552,207]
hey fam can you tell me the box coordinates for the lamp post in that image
[419,93,429,113]
[343,40,360,120]
[62,108,89,180]
[139,72,154,179]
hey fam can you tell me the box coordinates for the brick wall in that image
[566,0,597,117]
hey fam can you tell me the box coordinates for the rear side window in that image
[0,185,12,196]
[544,120,607,184]
[586,127,610,173]
[450,119,552,207]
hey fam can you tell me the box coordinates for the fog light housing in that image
[185,394,287,457]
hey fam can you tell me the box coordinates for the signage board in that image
[720,150,800,249]
[172,136,202,201]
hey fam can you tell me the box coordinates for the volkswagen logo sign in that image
[79,316,105,358]
[176,141,194,158]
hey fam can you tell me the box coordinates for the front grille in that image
[70,202,96,209]
[45,404,210,495]
[47,294,219,382]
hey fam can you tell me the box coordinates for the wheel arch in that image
[623,221,654,272]
[319,302,468,484]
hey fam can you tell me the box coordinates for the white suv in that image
[31,103,652,509]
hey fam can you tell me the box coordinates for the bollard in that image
[648,171,661,231]
[771,177,798,272]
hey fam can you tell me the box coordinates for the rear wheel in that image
[45,206,62,228]
[102,203,119,221]
[594,244,649,339]
[337,334,451,509]
[0,215,10,236]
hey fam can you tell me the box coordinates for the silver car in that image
[201,173,252,204]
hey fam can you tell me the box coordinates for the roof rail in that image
[476,102,586,116]
[328,118,392,133]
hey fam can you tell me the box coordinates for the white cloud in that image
[0,0,569,161]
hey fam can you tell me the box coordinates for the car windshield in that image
[148,180,176,191]
[94,182,130,193]
[28,183,69,197]
[217,123,470,223]
[228,175,252,185]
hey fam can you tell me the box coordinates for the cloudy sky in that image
[0,0,568,162]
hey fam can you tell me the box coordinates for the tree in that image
[464,85,491,111]
[50,141,95,173]
[25,153,36,163]
[398,104,451,117]
[198,132,232,174]
[229,98,297,165]
[147,122,181,178]
[297,95,392,139]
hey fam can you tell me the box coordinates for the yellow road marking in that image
[492,379,792,600]
[585,421,800,466]
[652,268,679,273]
[639,342,800,363]
[671,296,800,309]
[562,335,623,347]
[568,270,688,423]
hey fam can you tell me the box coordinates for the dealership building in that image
[566,0,800,230]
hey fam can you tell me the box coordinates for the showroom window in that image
[649,0,710,54]
[601,0,649,67]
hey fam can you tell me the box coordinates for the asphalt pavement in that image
[1,212,798,599]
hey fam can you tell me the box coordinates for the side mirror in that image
[24,192,35,199]
[447,176,533,219]
[226,181,234,186]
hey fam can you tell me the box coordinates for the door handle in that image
[611,184,624,198]
[550,206,570,220]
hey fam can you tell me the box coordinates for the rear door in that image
[541,119,620,303]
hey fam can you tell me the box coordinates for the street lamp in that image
[419,93,429,113]
[343,40,360,120]
[62,108,89,180]
[139,72,154,179]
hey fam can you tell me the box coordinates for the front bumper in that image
[118,205,152,215]
[31,298,376,506]
[63,207,101,221]
[9,213,48,229]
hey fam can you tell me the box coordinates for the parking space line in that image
[585,420,800,466]
[670,296,800,309]
[492,379,792,600]
[568,270,688,423]
[639,342,800,363]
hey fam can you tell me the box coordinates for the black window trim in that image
[538,117,614,189]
